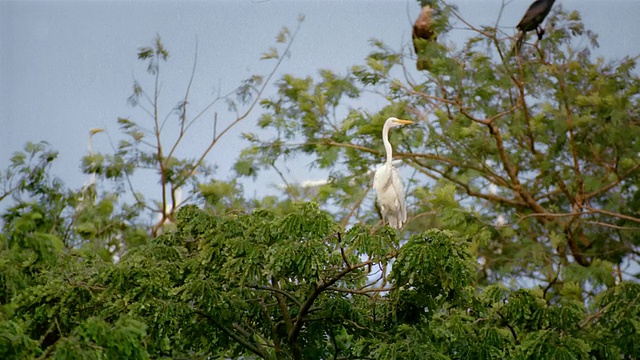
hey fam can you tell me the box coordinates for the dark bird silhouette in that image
[413,6,437,70]
[514,0,556,53]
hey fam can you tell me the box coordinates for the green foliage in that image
[51,316,149,360]
[15,202,637,359]
[0,205,461,358]
[0,142,148,308]
[0,320,40,359]
[392,229,474,308]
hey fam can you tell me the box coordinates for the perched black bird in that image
[413,6,437,70]
[514,0,556,53]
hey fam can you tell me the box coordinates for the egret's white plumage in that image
[373,117,414,229]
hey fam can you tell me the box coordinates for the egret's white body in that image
[373,117,414,229]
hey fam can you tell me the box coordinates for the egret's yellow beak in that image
[392,119,414,125]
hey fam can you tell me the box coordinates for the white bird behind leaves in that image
[373,117,414,229]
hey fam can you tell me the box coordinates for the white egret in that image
[373,117,414,229]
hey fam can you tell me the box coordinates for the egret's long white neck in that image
[382,123,393,166]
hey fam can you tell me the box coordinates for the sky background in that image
[2,0,639,209]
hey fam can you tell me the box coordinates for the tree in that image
[3,202,639,359]
[2,2,640,359]
[85,17,303,238]
[240,2,639,289]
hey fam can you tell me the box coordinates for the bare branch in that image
[185,20,304,185]
[326,285,395,296]
[583,206,640,224]
[165,38,199,163]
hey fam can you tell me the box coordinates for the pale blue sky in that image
[2,0,639,203]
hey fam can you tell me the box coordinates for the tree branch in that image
[251,284,303,309]
[583,206,640,224]
[193,308,267,359]
[288,253,396,345]
[184,20,303,186]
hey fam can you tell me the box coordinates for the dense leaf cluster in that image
[2,201,639,358]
